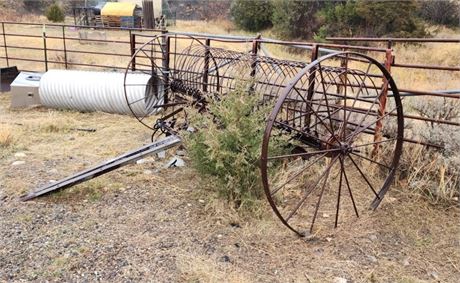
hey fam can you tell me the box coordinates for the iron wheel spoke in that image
[347,154,381,199]
[285,156,339,222]
[350,138,397,149]
[341,158,359,217]
[270,153,328,196]
[349,151,392,170]
[309,157,334,232]
[346,105,399,142]
[293,87,337,138]
[335,157,344,228]
[318,64,338,135]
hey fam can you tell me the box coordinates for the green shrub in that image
[184,82,285,211]
[316,0,427,39]
[46,3,65,23]
[271,0,323,40]
[230,0,273,32]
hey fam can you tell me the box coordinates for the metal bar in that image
[358,90,460,100]
[326,37,460,43]
[0,56,127,71]
[402,138,444,149]
[1,22,8,67]
[392,62,460,71]
[259,37,388,52]
[130,31,136,71]
[1,33,43,39]
[20,135,182,201]
[398,88,460,99]
[163,31,386,52]
[0,45,48,51]
[62,26,67,69]
[55,48,132,57]
[50,35,131,45]
[202,38,210,92]
[162,30,170,104]
[65,61,126,70]
[0,33,130,45]
[0,56,62,64]
[250,34,260,78]
[304,44,320,130]
[166,31,255,41]
[373,47,393,155]
[42,26,48,72]
[0,21,165,32]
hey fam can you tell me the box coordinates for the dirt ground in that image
[0,91,459,283]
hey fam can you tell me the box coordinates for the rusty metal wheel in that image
[260,52,404,236]
[123,34,210,138]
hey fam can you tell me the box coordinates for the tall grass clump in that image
[398,97,460,205]
[0,126,14,148]
[184,83,285,211]
[0,125,16,158]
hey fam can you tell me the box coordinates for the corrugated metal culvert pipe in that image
[39,70,162,116]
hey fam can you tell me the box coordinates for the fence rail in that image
[326,36,460,72]
[0,21,165,72]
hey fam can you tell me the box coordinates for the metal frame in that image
[6,22,458,235]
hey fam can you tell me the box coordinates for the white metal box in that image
[10,72,42,108]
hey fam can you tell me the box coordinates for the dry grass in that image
[397,142,459,206]
[1,89,459,282]
[0,125,14,148]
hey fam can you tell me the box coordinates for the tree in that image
[420,0,460,27]
[271,0,323,39]
[230,0,273,32]
[317,0,427,38]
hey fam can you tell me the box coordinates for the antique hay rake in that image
[9,22,456,236]
[122,34,403,236]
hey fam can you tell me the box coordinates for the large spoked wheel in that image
[123,34,211,139]
[260,52,404,236]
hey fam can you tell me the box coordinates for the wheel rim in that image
[123,35,209,132]
[260,52,404,236]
